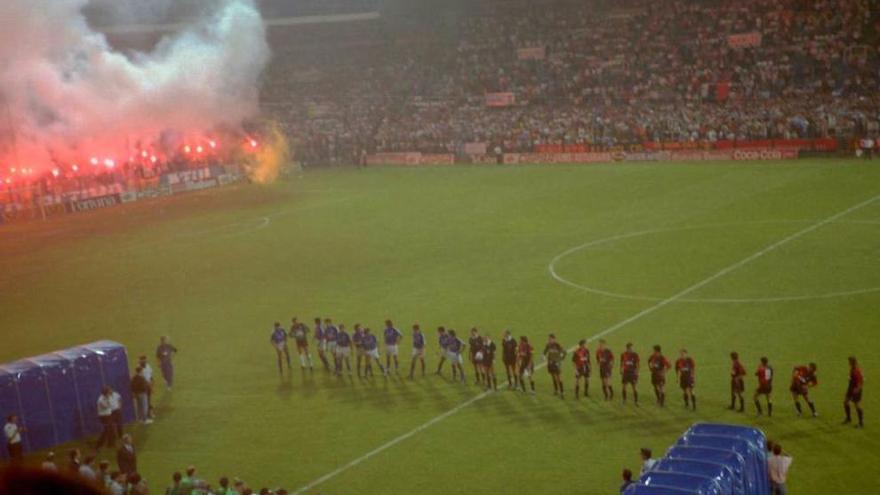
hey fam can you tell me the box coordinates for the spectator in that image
[41,451,58,471]
[156,336,178,391]
[109,387,124,439]
[79,455,98,480]
[640,447,657,475]
[108,471,126,495]
[128,472,149,495]
[98,460,112,487]
[3,414,25,463]
[0,466,107,495]
[216,477,235,495]
[68,449,82,473]
[96,387,117,449]
[166,472,184,495]
[131,367,153,424]
[620,468,634,494]
[138,355,155,419]
[117,433,137,476]
[180,465,200,493]
[768,443,792,495]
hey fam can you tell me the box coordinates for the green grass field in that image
[2,160,879,494]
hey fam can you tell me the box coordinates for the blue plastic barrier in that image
[640,471,725,495]
[0,341,134,459]
[652,459,735,495]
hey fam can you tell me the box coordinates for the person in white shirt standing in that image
[859,137,875,159]
[768,443,793,495]
[96,387,117,450]
[639,447,657,475]
[109,388,124,439]
[3,414,25,462]
[138,355,154,419]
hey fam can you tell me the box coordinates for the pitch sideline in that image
[292,193,879,494]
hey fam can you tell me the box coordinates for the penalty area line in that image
[292,192,880,494]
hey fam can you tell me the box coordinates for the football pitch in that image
[1,160,879,494]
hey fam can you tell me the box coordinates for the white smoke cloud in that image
[0,0,269,170]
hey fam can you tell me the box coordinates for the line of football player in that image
[269,319,864,427]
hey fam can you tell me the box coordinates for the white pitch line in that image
[292,193,879,494]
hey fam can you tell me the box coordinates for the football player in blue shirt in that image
[313,317,330,371]
[335,324,353,375]
[383,320,404,373]
[352,324,366,378]
[435,326,449,375]
[446,329,467,383]
[408,324,427,379]
[323,318,339,373]
[361,328,386,377]
[270,322,291,376]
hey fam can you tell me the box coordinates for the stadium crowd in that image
[262,0,880,161]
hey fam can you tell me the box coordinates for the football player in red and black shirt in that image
[675,349,696,410]
[543,334,567,399]
[517,336,536,394]
[501,330,519,389]
[754,357,774,416]
[620,343,640,406]
[790,362,818,417]
[572,339,591,399]
[469,328,484,385]
[729,352,746,412]
[648,345,671,406]
[596,339,615,400]
[843,356,864,428]
[481,334,498,391]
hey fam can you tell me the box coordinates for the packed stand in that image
[260,0,880,160]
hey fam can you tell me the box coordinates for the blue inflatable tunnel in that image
[676,434,767,495]
[665,446,748,495]
[640,471,725,495]
[0,368,21,460]
[86,341,136,423]
[0,360,55,451]
[54,346,105,437]
[624,485,699,495]
[30,353,84,444]
[652,458,735,495]
[0,341,134,458]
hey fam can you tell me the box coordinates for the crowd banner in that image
[463,142,488,155]
[485,92,516,107]
[516,46,546,60]
[366,153,454,166]
[419,154,455,165]
[504,152,613,164]
[732,148,798,160]
[728,31,762,48]
[366,152,421,166]
[65,194,122,213]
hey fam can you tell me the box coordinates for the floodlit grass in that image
[1,159,878,494]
